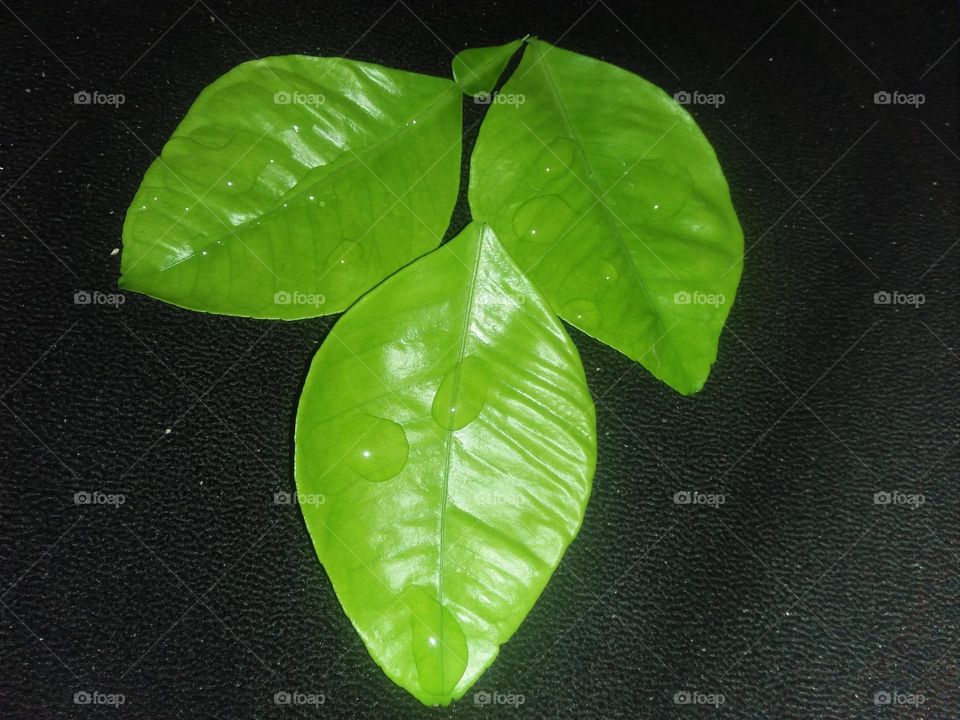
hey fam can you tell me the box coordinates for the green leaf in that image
[468,38,744,394]
[295,221,596,706]
[119,55,462,319]
[451,39,523,96]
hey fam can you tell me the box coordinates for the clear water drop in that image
[431,356,489,431]
[622,159,693,217]
[563,298,602,328]
[523,136,579,191]
[327,240,364,268]
[599,260,618,283]
[511,195,577,243]
[322,240,367,299]
[343,415,408,483]
[405,586,468,696]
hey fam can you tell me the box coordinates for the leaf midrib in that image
[146,82,458,275]
[529,41,684,378]
[434,230,485,685]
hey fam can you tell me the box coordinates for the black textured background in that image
[1,1,958,718]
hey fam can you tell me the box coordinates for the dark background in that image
[1,1,957,718]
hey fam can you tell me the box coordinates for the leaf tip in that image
[451,39,524,96]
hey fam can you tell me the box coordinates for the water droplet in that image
[563,298,602,328]
[226,180,233,188]
[431,356,489,431]
[622,160,693,217]
[326,240,364,268]
[343,415,408,483]
[405,586,468,697]
[321,240,367,299]
[542,136,576,174]
[511,195,577,243]
[599,260,618,283]
[522,136,579,191]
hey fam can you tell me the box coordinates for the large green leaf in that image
[295,221,596,706]
[120,55,461,318]
[465,38,743,394]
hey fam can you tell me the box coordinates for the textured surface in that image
[120,54,462,318]
[296,223,595,705]
[468,38,743,394]
[1,1,958,718]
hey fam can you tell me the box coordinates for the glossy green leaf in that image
[468,38,744,394]
[451,39,523,96]
[120,55,461,318]
[295,221,596,706]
